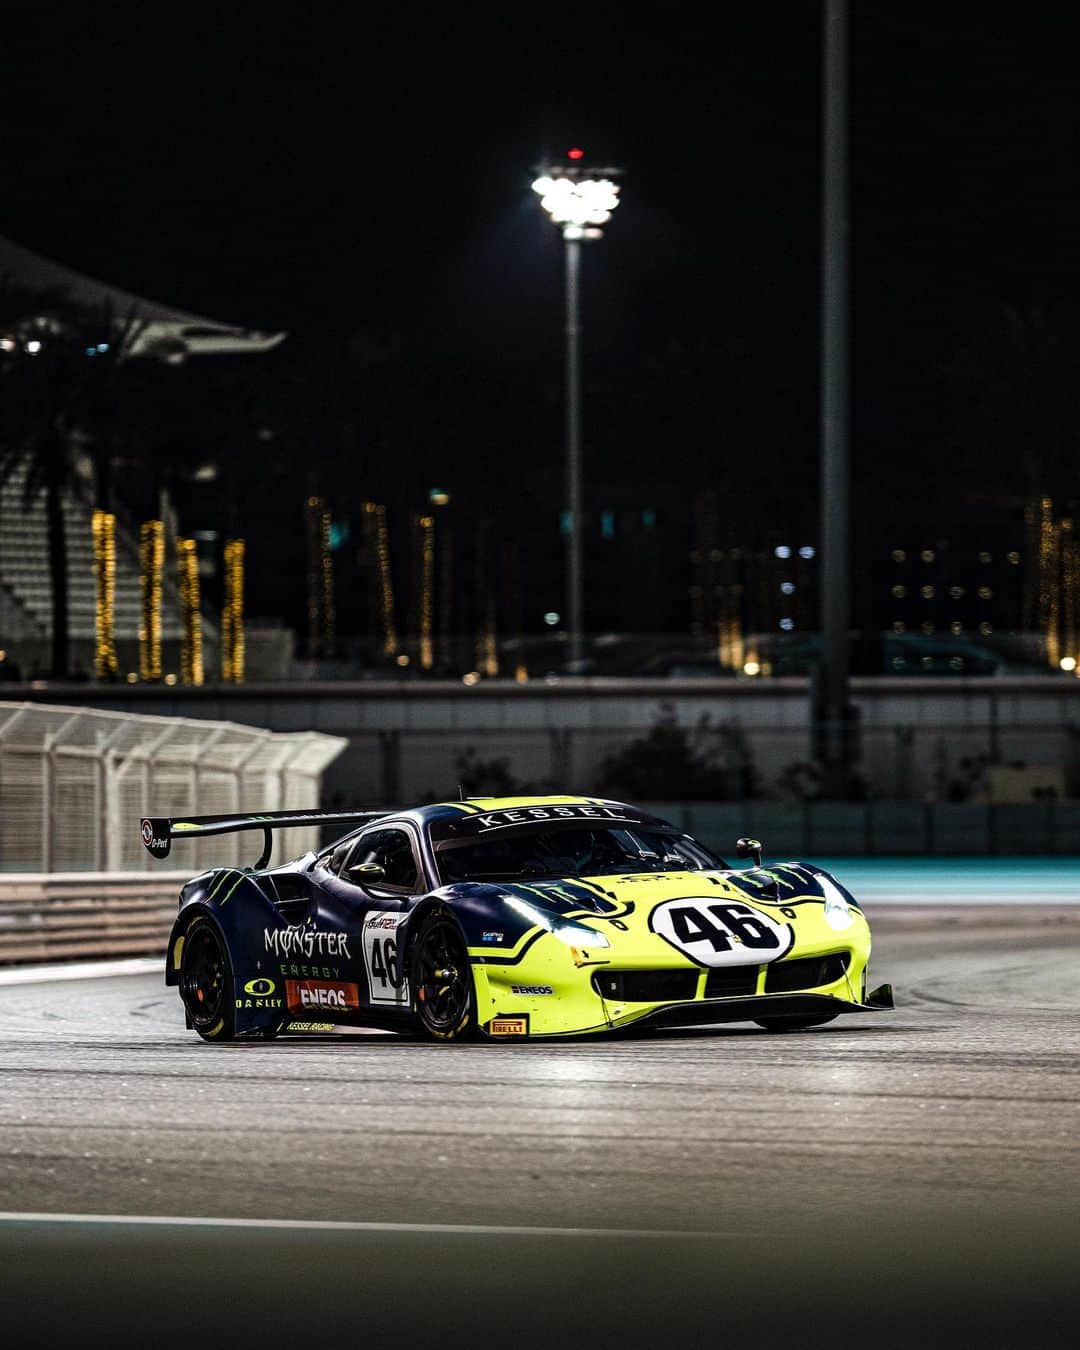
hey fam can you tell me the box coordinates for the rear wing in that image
[140,809,391,868]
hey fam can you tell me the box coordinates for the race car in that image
[141,795,893,1042]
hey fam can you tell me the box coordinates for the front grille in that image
[592,970,698,1002]
[704,966,760,998]
[764,953,849,993]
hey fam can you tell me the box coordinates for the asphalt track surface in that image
[1,877,1078,1345]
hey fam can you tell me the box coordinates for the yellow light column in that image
[176,536,204,686]
[221,538,245,682]
[419,513,435,670]
[91,510,119,680]
[139,520,165,681]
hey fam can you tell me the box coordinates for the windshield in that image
[435,824,724,883]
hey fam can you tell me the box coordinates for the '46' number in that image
[650,898,793,967]
[369,937,402,989]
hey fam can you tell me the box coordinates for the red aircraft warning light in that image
[567,147,585,160]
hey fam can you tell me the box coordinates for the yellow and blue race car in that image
[142,796,892,1042]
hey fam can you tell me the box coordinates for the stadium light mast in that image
[817,0,852,796]
[532,149,622,671]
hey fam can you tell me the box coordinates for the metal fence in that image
[0,702,346,873]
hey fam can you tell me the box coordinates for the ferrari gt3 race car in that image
[142,796,893,1042]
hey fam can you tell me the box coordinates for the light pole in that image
[817,0,852,795]
[532,150,621,670]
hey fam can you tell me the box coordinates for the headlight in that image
[505,897,611,949]
[820,874,855,932]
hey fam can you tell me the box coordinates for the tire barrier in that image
[0,872,184,965]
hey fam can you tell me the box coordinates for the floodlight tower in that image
[532,149,622,671]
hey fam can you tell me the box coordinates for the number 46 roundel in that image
[649,898,793,967]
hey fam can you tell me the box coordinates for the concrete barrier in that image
[0,873,185,965]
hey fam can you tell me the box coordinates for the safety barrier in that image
[0,872,184,965]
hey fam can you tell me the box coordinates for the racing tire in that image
[179,918,236,1042]
[410,908,476,1042]
[753,1014,839,1033]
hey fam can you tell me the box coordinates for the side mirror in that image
[735,837,763,867]
[347,861,386,885]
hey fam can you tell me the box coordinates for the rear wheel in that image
[179,919,235,1042]
[410,910,476,1041]
[754,1013,839,1033]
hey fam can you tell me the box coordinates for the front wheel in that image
[179,918,236,1042]
[410,909,476,1041]
[754,1013,839,1033]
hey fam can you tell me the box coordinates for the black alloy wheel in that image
[179,919,236,1041]
[411,910,475,1041]
[753,1014,839,1033]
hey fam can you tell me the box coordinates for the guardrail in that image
[0,872,185,965]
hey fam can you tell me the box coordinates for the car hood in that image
[446,863,866,968]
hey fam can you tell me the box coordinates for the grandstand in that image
[0,457,213,677]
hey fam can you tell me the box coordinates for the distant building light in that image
[892,621,905,633]
[921,621,935,635]
[978,621,992,636]
[950,657,964,670]
[742,660,761,676]
[600,510,615,539]
[126,671,138,683]
[978,551,992,563]
[462,670,481,686]
[1007,551,1020,565]
[85,346,98,356]
[1061,656,1077,672]
[798,545,815,560]
[544,611,561,626]
[559,510,572,535]
[891,549,906,563]
[774,545,792,559]
[0,337,15,352]
[950,621,963,635]
[892,584,906,599]
[192,464,218,482]
[920,549,935,563]
[949,586,964,599]
[780,581,795,595]
[642,508,656,529]
[892,656,906,669]
[921,585,935,599]
[428,487,450,506]
[779,617,795,631]
[164,673,178,685]
[978,586,992,600]
[396,653,410,667]
[25,339,42,354]
[97,342,109,353]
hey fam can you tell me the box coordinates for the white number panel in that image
[362,911,410,1006]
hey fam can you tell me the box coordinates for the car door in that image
[330,824,424,1010]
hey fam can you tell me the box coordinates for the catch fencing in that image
[0,701,346,873]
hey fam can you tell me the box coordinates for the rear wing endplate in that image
[139,809,391,869]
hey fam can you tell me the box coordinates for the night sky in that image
[5,5,1080,637]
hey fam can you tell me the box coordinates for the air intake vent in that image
[592,970,698,1002]
[704,966,760,998]
[764,953,849,993]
